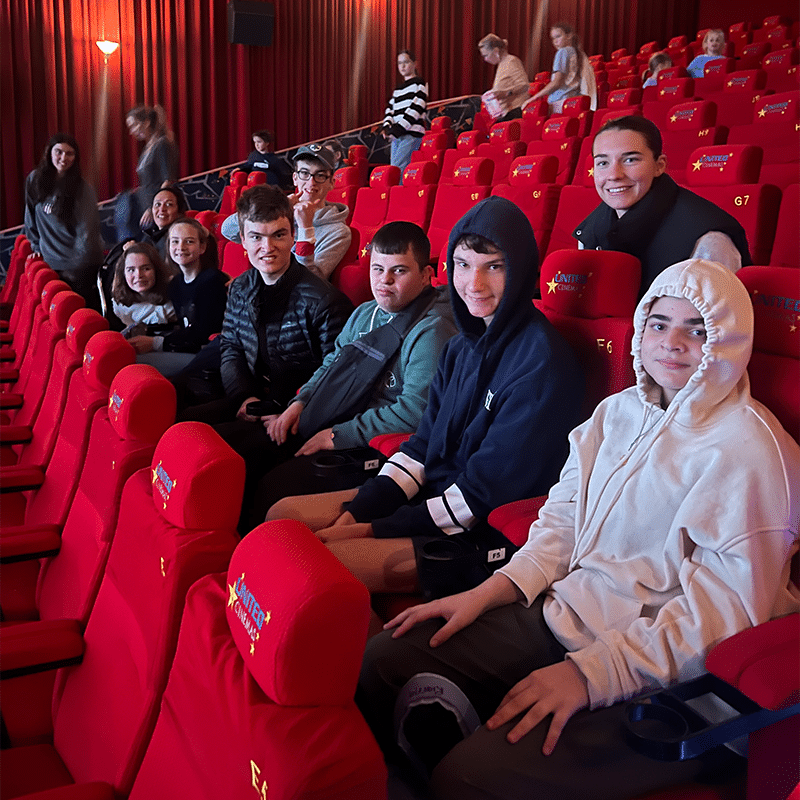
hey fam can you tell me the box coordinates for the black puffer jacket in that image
[220,259,353,407]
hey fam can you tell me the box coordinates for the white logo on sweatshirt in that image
[484,389,494,410]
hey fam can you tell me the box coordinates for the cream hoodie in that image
[499,259,800,709]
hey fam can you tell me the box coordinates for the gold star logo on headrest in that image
[361,247,367,257]
[758,108,766,117]
[512,167,519,177]
[588,167,594,177]
[670,115,677,123]
[692,160,702,171]
[547,276,558,294]
[228,581,239,608]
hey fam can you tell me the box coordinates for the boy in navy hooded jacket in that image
[267,197,583,603]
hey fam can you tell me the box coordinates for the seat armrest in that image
[0,619,84,679]
[0,392,23,409]
[0,424,33,445]
[0,465,45,493]
[0,524,62,564]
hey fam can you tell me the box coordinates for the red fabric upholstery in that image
[369,431,412,456]
[702,69,771,129]
[440,131,487,185]
[246,171,266,186]
[128,520,386,800]
[661,101,728,185]
[491,155,562,253]
[329,165,361,225]
[728,91,800,190]
[221,240,251,280]
[737,266,800,439]
[588,106,645,140]
[559,94,594,137]
[684,144,781,266]
[474,120,526,184]
[536,249,639,418]
[692,58,736,95]
[431,115,455,148]
[520,98,549,142]
[0,238,32,309]
[487,495,547,547]
[770,183,799,268]
[385,161,439,233]
[762,48,800,92]
[409,131,452,168]
[525,116,582,185]
[0,258,47,356]
[427,157,493,271]
[642,78,696,130]
[545,176,601,257]
[0,422,243,799]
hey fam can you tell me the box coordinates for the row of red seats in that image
[0,241,387,799]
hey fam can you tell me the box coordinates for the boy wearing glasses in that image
[222,143,350,280]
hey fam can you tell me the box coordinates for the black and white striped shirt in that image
[383,76,428,138]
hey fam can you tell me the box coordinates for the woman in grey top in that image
[24,133,102,306]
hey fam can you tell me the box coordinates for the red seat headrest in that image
[452,157,494,186]
[420,132,449,151]
[562,95,592,115]
[656,78,695,100]
[658,66,688,81]
[538,250,641,319]
[762,14,788,27]
[668,36,688,48]
[108,364,176,444]
[41,278,70,310]
[457,130,486,151]
[577,153,596,187]
[247,172,266,186]
[66,309,109,355]
[334,166,360,187]
[508,155,559,185]
[369,164,401,189]
[597,108,641,130]
[728,21,751,33]
[752,91,800,122]
[431,115,452,130]
[617,55,636,67]
[226,519,370,706]
[611,48,629,59]
[82,330,136,392]
[738,267,800,359]
[723,69,768,92]
[348,144,368,161]
[402,160,440,186]
[231,171,247,188]
[50,291,85,333]
[489,120,521,143]
[703,58,735,76]
[608,88,642,107]
[665,100,717,130]
[151,421,244,530]
[762,48,800,69]
[639,41,659,55]
[541,116,580,140]
[684,144,763,186]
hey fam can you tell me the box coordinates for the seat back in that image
[559,94,594,137]
[525,116,582,185]
[738,266,800,439]
[409,131,452,169]
[36,364,177,627]
[430,114,455,148]
[439,130,486,184]
[385,160,439,231]
[661,100,727,185]
[129,519,386,800]
[350,164,402,267]
[328,166,360,224]
[2,258,48,351]
[693,57,736,95]
[221,240,251,280]
[762,48,800,92]
[684,144,781,265]
[642,77,697,130]
[50,422,243,796]
[770,183,799,268]
[545,161,601,257]
[706,69,770,129]
[520,98,550,142]
[0,238,32,308]
[475,120,525,184]
[346,144,369,186]
[535,249,639,419]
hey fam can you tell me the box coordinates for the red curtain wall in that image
[1,0,699,229]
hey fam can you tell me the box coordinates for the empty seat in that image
[525,116,582,185]
[218,170,247,216]
[643,77,698,130]
[588,97,643,138]
[519,98,549,142]
[430,114,456,148]
[409,130,452,171]
[128,519,387,800]
[661,100,728,185]
[475,120,526,184]
[701,69,771,129]
[559,94,594,137]
[491,155,562,254]
[770,182,799,268]
[762,47,800,92]
[384,160,439,232]
[221,240,250,281]
[684,144,781,265]
[692,57,736,95]
[439,130,487,185]
[328,166,360,225]
[346,144,370,187]
[0,422,243,797]
[546,154,600,257]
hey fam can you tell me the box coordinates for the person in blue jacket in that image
[267,196,584,608]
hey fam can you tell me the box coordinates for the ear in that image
[655,153,668,177]
[422,264,434,283]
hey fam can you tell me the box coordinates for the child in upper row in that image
[233,129,291,189]
[687,29,727,78]
[642,52,673,87]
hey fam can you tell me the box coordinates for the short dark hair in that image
[236,185,294,235]
[252,129,274,143]
[453,233,501,255]
[594,115,663,158]
[371,221,431,269]
[398,49,416,62]
[112,241,172,305]
[152,183,188,214]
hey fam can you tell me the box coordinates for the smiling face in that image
[370,247,432,313]
[152,190,181,229]
[641,295,706,405]
[241,217,294,284]
[292,159,333,203]
[592,128,667,217]
[397,52,417,79]
[124,252,157,294]
[169,222,206,271]
[51,141,76,176]
[452,243,506,325]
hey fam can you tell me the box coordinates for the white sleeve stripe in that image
[379,452,425,499]
[427,496,464,536]
[442,483,477,530]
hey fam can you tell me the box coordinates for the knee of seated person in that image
[264,495,300,521]
[430,744,488,800]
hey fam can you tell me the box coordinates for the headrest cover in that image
[41,279,70,310]
[66,309,109,355]
[738,267,800,358]
[451,157,494,186]
[658,78,695,99]
[741,42,771,59]
[703,58,734,76]
[763,49,799,68]
[685,144,762,186]
[82,330,136,392]
[508,155,559,185]
[562,95,591,114]
[579,153,595,187]
[246,171,266,186]
[421,132,448,151]
[108,364,177,444]
[369,164,401,189]
[457,130,486,150]
[231,171,247,187]
[348,144,368,161]
[50,291,85,333]
[151,421,244,530]
[608,88,642,106]
[611,48,628,59]
[402,160,439,186]
[729,21,750,33]
[668,36,688,48]
[523,98,549,117]
[431,116,452,130]
[639,41,659,55]
[26,258,48,277]
[489,120,521,143]
[617,55,636,67]
[723,69,767,92]
[766,26,789,41]
[538,249,641,319]
[333,166,360,187]
[226,520,369,706]
[762,14,786,26]
[666,100,717,130]
[598,108,638,128]
[658,66,688,81]
[753,91,799,122]
[541,116,579,140]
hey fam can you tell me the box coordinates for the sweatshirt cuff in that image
[347,476,407,523]
[152,335,164,352]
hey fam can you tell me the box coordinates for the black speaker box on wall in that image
[227,1,275,46]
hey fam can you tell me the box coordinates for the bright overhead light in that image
[96,40,120,56]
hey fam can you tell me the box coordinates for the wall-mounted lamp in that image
[96,40,120,58]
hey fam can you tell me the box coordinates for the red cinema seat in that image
[770,183,799,268]
[430,115,456,148]
[683,144,781,266]
[738,266,800,437]
[328,166,360,225]
[702,69,771,129]
[661,100,728,185]
[546,153,601,257]
[346,144,370,186]
[0,237,32,313]
[218,170,247,216]
[728,91,800,189]
[0,422,243,798]
[636,41,661,64]
[409,131,451,171]
[385,160,439,231]
[692,58,736,95]
[525,116,582,185]
[588,102,644,140]
[1,307,107,474]
[246,171,266,187]
[643,78,697,130]
[221,240,251,281]
[491,155,562,254]
[475,120,526,185]
[0,255,45,350]
[519,98,550,143]
[762,48,800,92]
[439,130,487,185]
[128,519,387,800]
[559,94,594,137]
[426,157,493,270]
